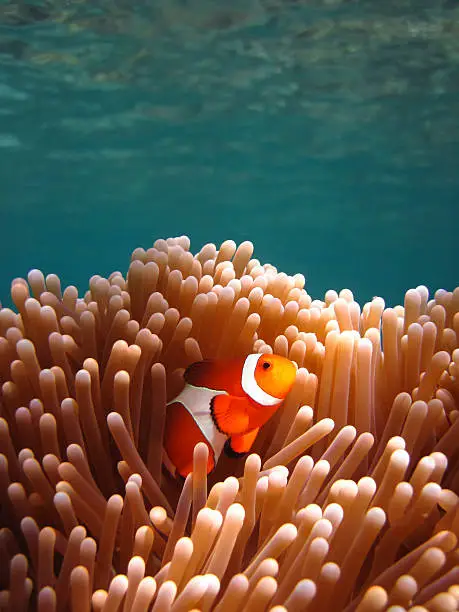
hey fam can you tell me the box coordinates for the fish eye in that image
[262,361,271,370]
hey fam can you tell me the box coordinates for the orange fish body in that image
[163,353,297,478]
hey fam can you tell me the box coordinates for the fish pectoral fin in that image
[225,428,260,457]
[210,394,249,435]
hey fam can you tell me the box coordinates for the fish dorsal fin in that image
[183,360,216,387]
[184,358,245,395]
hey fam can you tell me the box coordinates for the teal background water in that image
[0,0,458,308]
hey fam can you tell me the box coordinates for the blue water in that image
[1,0,458,307]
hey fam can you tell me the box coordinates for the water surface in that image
[1,0,458,306]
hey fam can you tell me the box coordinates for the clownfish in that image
[163,353,297,478]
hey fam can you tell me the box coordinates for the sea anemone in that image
[0,236,458,611]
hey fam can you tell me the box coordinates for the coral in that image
[0,236,458,611]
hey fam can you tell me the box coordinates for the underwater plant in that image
[0,236,458,611]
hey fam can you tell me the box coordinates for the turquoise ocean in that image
[0,0,458,307]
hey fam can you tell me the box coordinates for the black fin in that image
[224,438,246,458]
[209,395,226,434]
